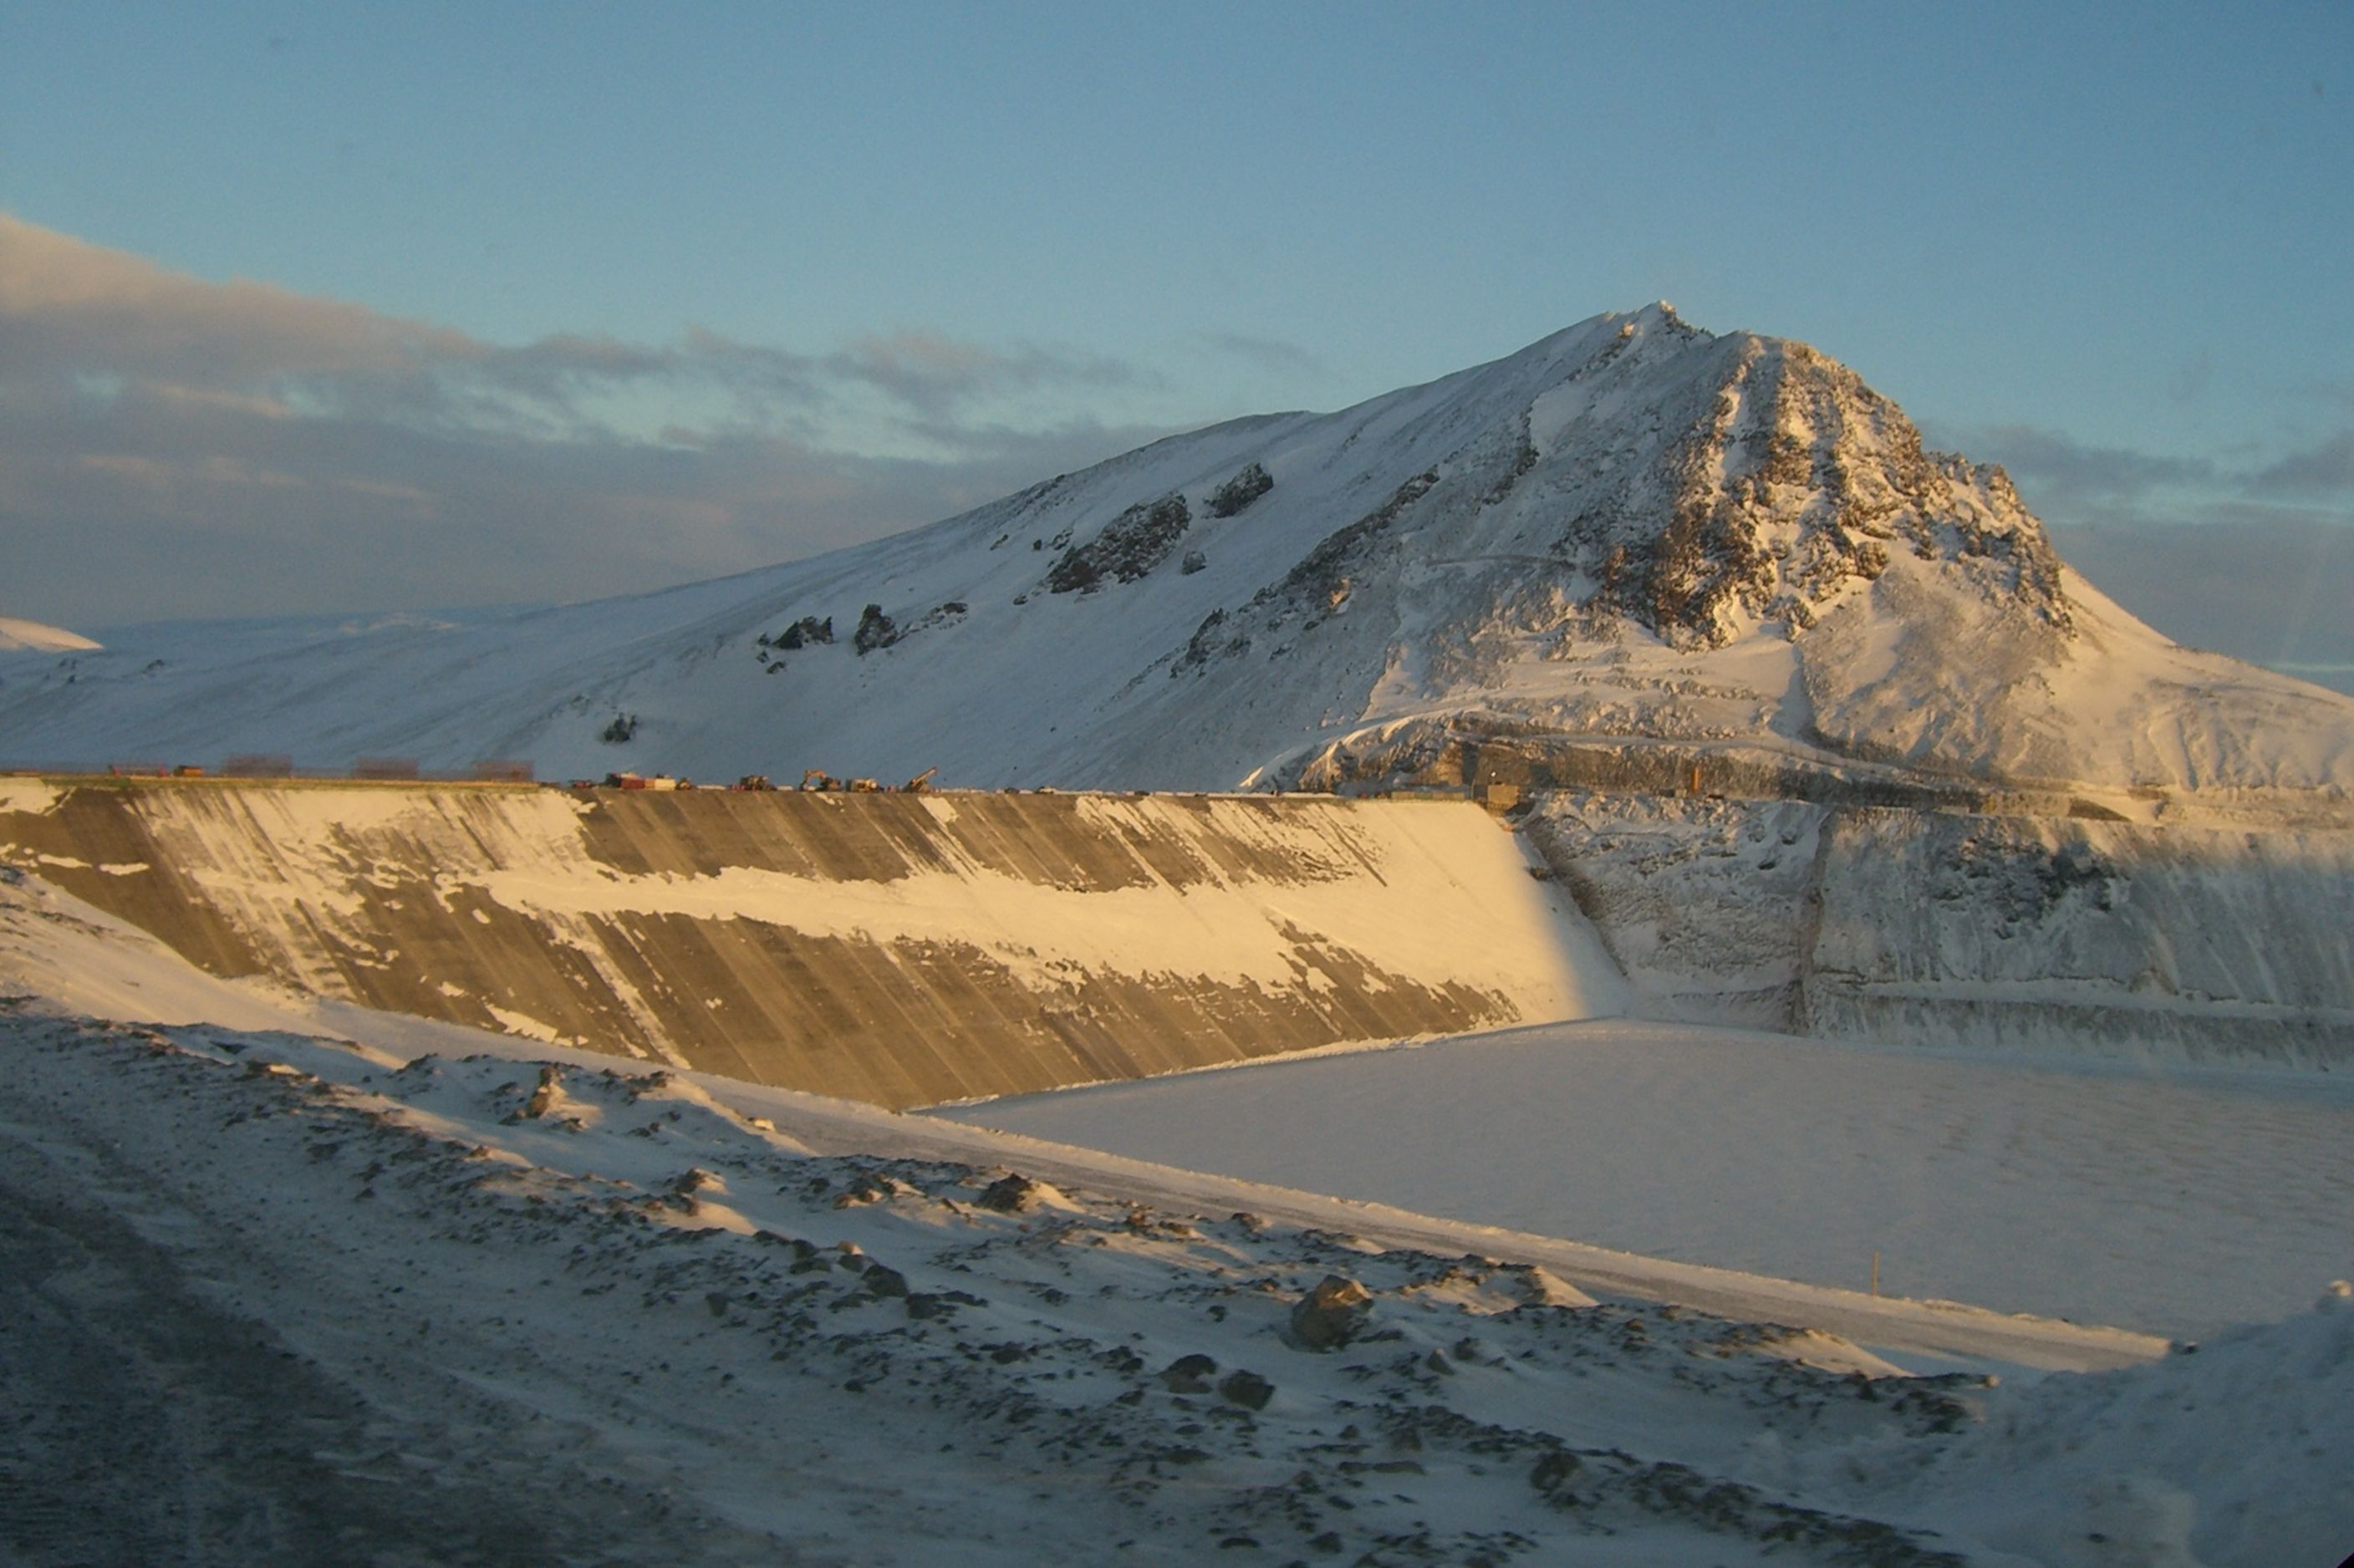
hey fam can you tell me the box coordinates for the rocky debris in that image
[1288,1275,1374,1351]
[975,1173,1047,1213]
[1216,1369,1274,1411]
[520,1066,560,1119]
[1206,461,1273,518]
[1264,471,1438,620]
[1046,493,1192,593]
[1169,464,1450,677]
[669,1167,726,1198]
[1159,1353,1219,1393]
[1480,424,1540,507]
[1526,1441,1969,1566]
[845,602,964,656]
[904,601,967,637]
[833,1173,920,1208]
[1171,608,1245,676]
[599,712,637,744]
[851,605,899,654]
[762,615,833,650]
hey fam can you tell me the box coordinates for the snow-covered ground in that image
[4,863,2351,1565]
[938,1021,2354,1338]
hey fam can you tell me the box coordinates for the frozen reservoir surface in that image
[935,1019,2354,1338]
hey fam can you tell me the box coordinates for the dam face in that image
[0,781,1622,1107]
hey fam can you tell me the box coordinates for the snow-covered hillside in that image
[6,864,2351,1565]
[5,307,2348,818]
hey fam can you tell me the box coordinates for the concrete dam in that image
[0,780,1624,1107]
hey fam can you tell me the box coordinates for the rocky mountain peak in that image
[1562,328,2075,649]
[1375,314,2061,653]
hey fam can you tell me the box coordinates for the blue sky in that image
[2,2,2350,678]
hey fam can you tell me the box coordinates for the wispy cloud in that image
[1963,424,2218,508]
[1943,416,2354,695]
[1941,420,2354,533]
[2246,430,2354,498]
[1196,329,1324,375]
[0,214,1173,627]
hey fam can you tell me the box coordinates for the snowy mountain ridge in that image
[4,306,2348,818]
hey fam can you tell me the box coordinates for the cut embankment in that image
[1525,791,2354,1064]
[0,781,1624,1107]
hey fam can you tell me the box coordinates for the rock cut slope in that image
[4,307,2348,820]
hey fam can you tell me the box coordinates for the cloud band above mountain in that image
[0,214,1174,627]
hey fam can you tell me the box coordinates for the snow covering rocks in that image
[850,602,898,654]
[1045,491,1192,593]
[1206,461,1274,519]
[1287,1273,1375,1350]
[3,1011,2345,1565]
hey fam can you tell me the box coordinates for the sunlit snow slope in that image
[5,307,2347,821]
[0,615,99,653]
[0,779,1623,1106]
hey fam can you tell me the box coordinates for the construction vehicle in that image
[800,768,838,792]
[901,766,939,793]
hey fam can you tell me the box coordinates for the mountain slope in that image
[0,616,99,653]
[4,306,2348,813]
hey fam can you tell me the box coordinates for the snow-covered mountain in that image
[6,306,2348,815]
